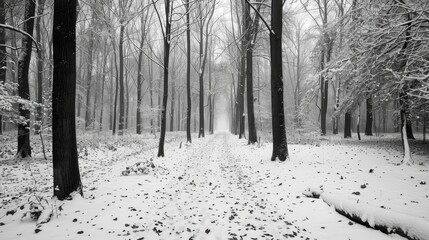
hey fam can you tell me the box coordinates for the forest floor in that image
[0,131,428,240]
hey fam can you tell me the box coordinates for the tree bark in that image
[170,80,175,131]
[357,104,361,140]
[148,50,154,135]
[238,13,246,139]
[35,0,45,135]
[118,23,125,135]
[17,0,36,158]
[208,45,213,135]
[136,14,145,135]
[0,0,6,135]
[344,111,352,138]
[52,0,83,200]
[99,40,108,131]
[269,0,288,161]
[84,7,95,129]
[112,42,119,135]
[365,96,373,135]
[157,0,172,157]
[245,3,257,144]
[185,0,192,142]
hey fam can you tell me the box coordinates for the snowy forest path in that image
[140,132,308,239]
[1,133,415,240]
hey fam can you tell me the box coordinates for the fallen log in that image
[303,187,429,240]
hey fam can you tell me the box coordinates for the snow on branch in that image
[303,187,429,240]
[0,24,40,51]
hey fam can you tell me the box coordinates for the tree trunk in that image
[158,68,161,132]
[85,12,94,129]
[35,0,45,135]
[177,92,181,131]
[99,41,108,131]
[17,0,36,158]
[238,30,246,139]
[401,112,413,165]
[245,3,257,144]
[269,0,288,161]
[208,46,213,135]
[344,111,352,138]
[112,44,119,135]
[148,51,154,135]
[319,49,327,135]
[52,0,83,200]
[125,68,129,130]
[423,114,426,143]
[185,0,192,142]
[197,7,206,138]
[157,0,172,157]
[365,96,373,135]
[118,24,125,135]
[109,54,114,131]
[0,0,6,135]
[92,56,100,129]
[357,104,361,140]
[170,80,175,131]
[333,87,340,134]
[136,14,145,135]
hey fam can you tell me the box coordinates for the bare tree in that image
[246,0,289,161]
[185,0,192,142]
[17,0,36,158]
[156,0,173,157]
[196,0,216,138]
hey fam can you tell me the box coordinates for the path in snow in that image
[2,132,420,240]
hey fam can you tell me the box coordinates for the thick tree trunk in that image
[269,0,288,161]
[0,0,6,135]
[35,0,45,135]
[157,0,171,157]
[118,24,125,135]
[17,0,36,158]
[185,0,192,142]
[344,111,352,138]
[52,0,83,200]
[365,96,373,135]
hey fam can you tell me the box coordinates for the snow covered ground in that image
[0,132,428,239]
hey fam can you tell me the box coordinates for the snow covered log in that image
[303,187,429,240]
